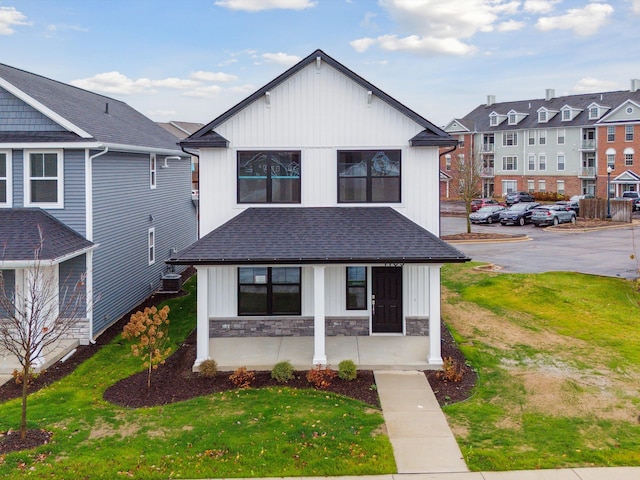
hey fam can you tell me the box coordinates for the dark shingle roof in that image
[182,49,456,149]
[169,207,469,265]
[460,89,640,132]
[0,209,94,262]
[0,63,182,152]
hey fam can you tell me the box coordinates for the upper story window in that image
[538,154,547,171]
[538,130,547,145]
[527,154,536,171]
[502,132,517,146]
[538,111,547,123]
[502,156,518,171]
[237,151,301,204]
[508,113,517,125]
[607,126,615,142]
[557,154,565,171]
[626,125,634,142]
[528,131,535,145]
[562,109,571,121]
[589,107,599,120]
[607,153,615,170]
[25,150,63,208]
[489,113,499,126]
[238,267,301,316]
[0,151,10,207]
[625,147,635,166]
[150,154,157,189]
[445,155,452,171]
[338,150,400,203]
[557,129,565,145]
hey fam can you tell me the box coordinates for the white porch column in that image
[428,264,444,366]
[312,265,327,365]
[194,266,210,368]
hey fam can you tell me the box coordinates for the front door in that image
[372,267,403,333]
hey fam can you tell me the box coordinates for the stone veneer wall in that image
[210,316,370,337]
[405,316,429,336]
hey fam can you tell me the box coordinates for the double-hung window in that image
[25,150,63,208]
[502,156,518,171]
[237,151,301,203]
[338,150,401,203]
[503,132,517,146]
[557,154,565,171]
[148,228,155,265]
[150,154,157,189]
[626,125,634,142]
[527,154,536,171]
[538,130,547,145]
[557,129,565,145]
[538,154,547,171]
[238,267,301,316]
[346,267,367,310]
[0,151,10,206]
[607,126,615,142]
[528,131,535,145]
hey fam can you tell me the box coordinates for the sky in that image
[1,0,639,128]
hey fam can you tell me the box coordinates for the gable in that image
[600,100,640,123]
[0,87,66,132]
[184,49,455,149]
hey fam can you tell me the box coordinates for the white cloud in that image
[497,20,525,32]
[262,52,301,66]
[214,0,316,11]
[632,0,640,14]
[536,3,614,36]
[0,6,30,35]
[523,0,560,14]
[71,72,201,95]
[184,85,223,98]
[572,77,620,93]
[190,71,238,82]
[350,37,377,53]
[376,33,477,56]
[360,11,378,29]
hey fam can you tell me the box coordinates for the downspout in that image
[86,146,109,345]
[439,144,458,237]
[182,146,200,238]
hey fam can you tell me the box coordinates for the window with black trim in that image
[338,150,401,203]
[237,151,300,203]
[346,267,367,310]
[238,267,301,315]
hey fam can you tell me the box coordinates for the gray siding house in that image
[0,63,197,369]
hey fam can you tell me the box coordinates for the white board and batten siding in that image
[198,59,442,326]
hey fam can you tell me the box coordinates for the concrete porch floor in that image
[209,336,438,371]
[0,338,80,376]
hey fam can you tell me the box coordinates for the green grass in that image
[441,263,640,471]
[0,277,395,478]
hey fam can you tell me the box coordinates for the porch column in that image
[194,265,210,369]
[312,265,327,365]
[428,264,444,366]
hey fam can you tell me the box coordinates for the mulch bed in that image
[442,232,525,241]
[1,272,476,454]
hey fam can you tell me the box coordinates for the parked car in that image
[620,191,640,211]
[531,205,577,227]
[470,198,502,212]
[469,205,506,224]
[499,202,540,225]
[555,200,580,215]
[504,191,535,206]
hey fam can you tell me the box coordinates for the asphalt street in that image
[441,216,640,279]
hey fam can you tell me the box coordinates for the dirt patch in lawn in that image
[442,289,640,423]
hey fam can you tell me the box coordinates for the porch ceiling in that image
[169,207,470,266]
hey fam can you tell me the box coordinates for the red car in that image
[471,198,502,212]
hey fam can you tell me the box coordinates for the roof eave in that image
[167,256,470,266]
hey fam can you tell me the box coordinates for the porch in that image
[0,338,80,375]
[207,335,436,371]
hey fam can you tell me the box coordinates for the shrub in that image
[122,305,172,388]
[229,366,255,388]
[338,359,357,381]
[271,361,295,383]
[435,356,465,382]
[11,368,40,386]
[199,359,218,378]
[306,364,336,389]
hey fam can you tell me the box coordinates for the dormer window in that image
[490,113,499,126]
[589,107,599,120]
[538,110,547,123]
[508,113,517,125]
[562,109,571,121]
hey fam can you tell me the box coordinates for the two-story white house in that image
[170,50,469,370]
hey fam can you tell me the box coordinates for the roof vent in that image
[487,95,495,106]
[105,102,109,114]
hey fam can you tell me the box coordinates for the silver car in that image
[531,205,577,227]
[469,205,506,224]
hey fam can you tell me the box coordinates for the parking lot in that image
[441,214,640,279]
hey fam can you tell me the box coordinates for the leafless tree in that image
[452,149,483,233]
[0,233,87,440]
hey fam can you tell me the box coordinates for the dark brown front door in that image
[372,267,403,333]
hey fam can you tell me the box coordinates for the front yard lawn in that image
[0,277,395,478]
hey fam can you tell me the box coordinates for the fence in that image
[580,198,632,222]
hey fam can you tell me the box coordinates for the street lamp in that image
[606,166,612,219]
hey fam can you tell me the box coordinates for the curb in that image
[445,235,532,244]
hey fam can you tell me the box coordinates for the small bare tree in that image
[0,234,87,440]
[452,150,483,233]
